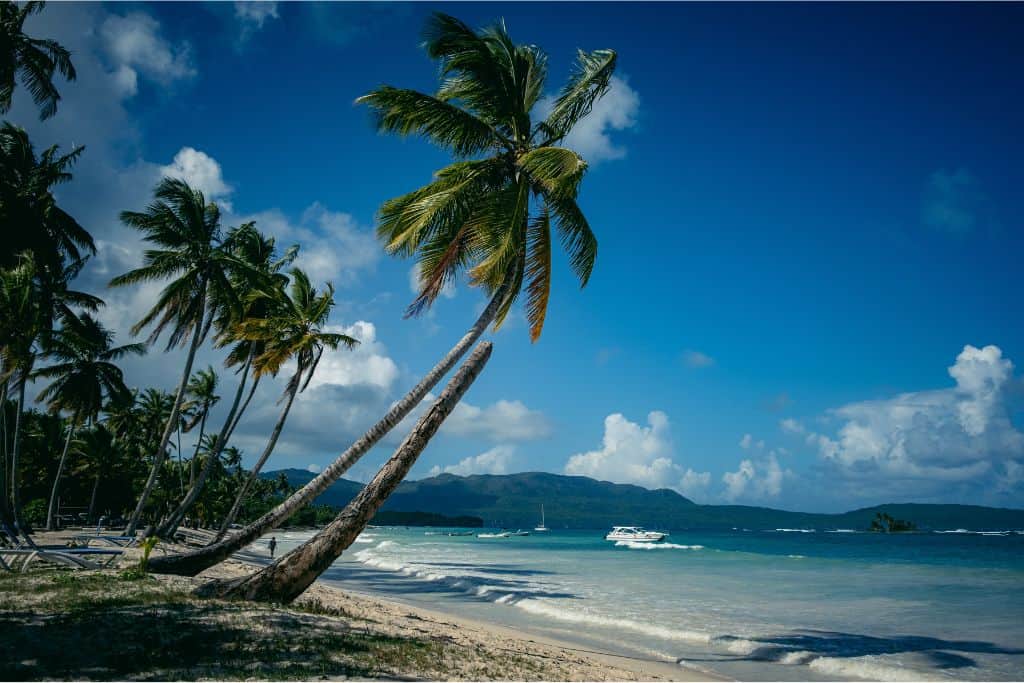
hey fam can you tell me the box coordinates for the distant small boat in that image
[509,529,530,536]
[534,504,549,532]
[605,526,668,543]
[477,530,511,538]
[446,531,474,536]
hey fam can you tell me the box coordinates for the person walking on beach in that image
[269,537,277,558]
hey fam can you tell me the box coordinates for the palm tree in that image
[0,123,92,273]
[154,225,298,538]
[69,424,118,523]
[0,1,76,120]
[214,268,358,537]
[182,367,219,488]
[111,178,241,536]
[33,313,144,529]
[200,342,493,602]
[148,13,613,576]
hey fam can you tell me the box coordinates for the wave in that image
[935,529,1021,535]
[351,537,937,682]
[825,529,859,533]
[614,541,704,550]
[772,528,816,533]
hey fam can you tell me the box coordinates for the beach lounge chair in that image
[73,534,138,548]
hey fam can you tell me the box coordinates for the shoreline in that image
[210,555,725,682]
[24,529,724,680]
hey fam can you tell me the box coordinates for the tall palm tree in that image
[69,424,117,523]
[214,268,357,537]
[148,13,613,577]
[155,225,297,538]
[182,366,219,488]
[201,342,493,602]
[34,313,144,529]
[111,178,241,536]
[0,1,76,120]
[0,123,92,272]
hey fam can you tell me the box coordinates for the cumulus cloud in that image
[683,350,715,368]
[563,411,711,500]
[100,12,195,91]
[922,168,989,234]
[786,345,1024,503]
[240,204,378,285]
[306,463,322,474]
[722,455,785,502]
[428,445,517,477]
[160,147,233,206]
[299,321,399,392]
[397,394,552,444]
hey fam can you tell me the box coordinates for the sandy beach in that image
[3,530,721,681]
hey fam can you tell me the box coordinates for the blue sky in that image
[12,2,1024,512]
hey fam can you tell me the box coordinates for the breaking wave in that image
[614,541,704,550]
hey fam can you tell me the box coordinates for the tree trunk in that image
[156,350,254,538]
[9,376,33,546]
[215,371,299,539]
[198,342,492,603]
[188,410,208,488]
[148,285,507,576]
[227,370,260,438]
[87,473,100,524]
[126,286,207,536]
[45,415,76,531]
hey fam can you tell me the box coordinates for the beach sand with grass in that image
[1,530,719,681]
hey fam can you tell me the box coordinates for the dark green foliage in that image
[869,511,917,533]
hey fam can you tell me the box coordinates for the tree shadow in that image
[0,600,417,680]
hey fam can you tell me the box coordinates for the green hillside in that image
[264,469,1024,531]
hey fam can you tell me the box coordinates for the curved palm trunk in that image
[87,473,100,523]
[45,414,77,531]
[228,372,260,438]
[157,351,254,538]
[126,292,207,536]
[148,285,506,576]
[198,342,492,602]
[215,373,299,539]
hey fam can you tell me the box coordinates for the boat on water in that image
[534,504,549,532]
[446,531,475,536]
[477,531,511,538]
[604,526,668,543]
[509,529,530,536]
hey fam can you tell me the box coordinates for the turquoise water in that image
[263,528,1024,681]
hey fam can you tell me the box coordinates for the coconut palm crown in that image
[357,12,615,341]
[0,1,76,120]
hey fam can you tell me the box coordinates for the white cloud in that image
[792,345,1024,502]
[306,463,322,474]
[397,394,552,443]
[922,168,988,234]
[241,204,378,286]
[408,263,456,300]
[536,75,639,163]
[299,320,399,393]
[235,2,278,31]
[428,445,517,477]
[679,468,712,499]
[722,454,784,502]
[100,12,195,90]
[779,418,805,435]
[564,411,710,500]
[683,349,715,368]
[160,147,233,207]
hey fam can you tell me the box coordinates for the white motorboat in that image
[477,531,511,538]
[534,504,549,532]
[604,526,668,543]
[509,529,530,536]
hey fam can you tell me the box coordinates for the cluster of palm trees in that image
[2,4,614,603]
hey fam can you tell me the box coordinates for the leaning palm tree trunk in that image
[9,377,34,546]
[198,342,492,602]
[215,372,299,539]
[126,298,207,536]
[45,414,77,531]
[147,285,506,576]
[157,351,254,538]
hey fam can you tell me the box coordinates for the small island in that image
[868,512,917,533]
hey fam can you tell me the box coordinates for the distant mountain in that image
[264,469,1024,531]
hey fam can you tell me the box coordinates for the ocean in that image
[261,527,1024,681]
